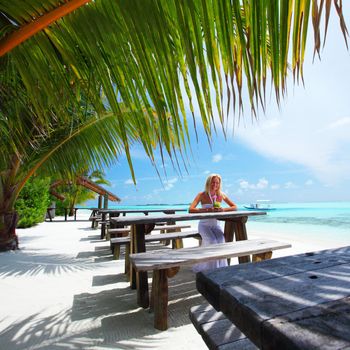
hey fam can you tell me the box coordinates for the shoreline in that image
[0,214,349,349]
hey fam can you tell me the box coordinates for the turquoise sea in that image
[104,201,350,244]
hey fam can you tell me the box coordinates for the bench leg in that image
[124,243,130,275]
[172,238,183,249]
[160,229,171,246]
[130,228,137,289]
[252,251,272,262]
[113,244,121,260]
[233,217,251,264]
[153,269,169,330]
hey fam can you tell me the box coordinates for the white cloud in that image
[305,179,314,186]
[284,181,297,189]
[212,154,223,163]
[327,117,350,129]
[232,16,350,187]
[256,178,268,189]
[271,184,280,190]
[236,110,350,186]
[153,177,178,193]
[238,178,269,190]
[124,179,136,185]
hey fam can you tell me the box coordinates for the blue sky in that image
[90,8,350,206]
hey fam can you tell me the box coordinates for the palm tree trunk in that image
[0,211,19,251]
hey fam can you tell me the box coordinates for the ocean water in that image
[104,201,350,243]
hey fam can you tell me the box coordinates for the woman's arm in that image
[222,194,237,212]
[189,193,207,213]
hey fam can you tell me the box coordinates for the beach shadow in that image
[76,246,111,260]
[78,227,98,232]
[92,274,127,286]
[0,310,72,350]
[18,234,45,245]
[70,267,205,347]
[71,286,137,321]
[0,249,93,277]
[79,234,101,241]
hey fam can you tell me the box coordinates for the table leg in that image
[130,225,137,289]
[233,216,251,264]
[223,220,235,242]
[100,212,106,239]
[74,208,77,221]
[47,209,52,222]
[134,224,149,308]
[64,208,67,221]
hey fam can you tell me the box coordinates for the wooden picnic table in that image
[98,208,187,238]
[111,210,266,309]
[196,245,350,349]
[46,206,95,221]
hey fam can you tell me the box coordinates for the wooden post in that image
[101,194,108,239]
[233,216,251,264]
[135,224,149,308]
[153,269,169,330]
[130,225,137,289]
[98,195,102,209]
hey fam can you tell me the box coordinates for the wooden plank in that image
[197,248,350,310]
[190,304,257,350]
[153,224,191,231]
[130,239,291,272]
[262,296,350,350]
[111,210,266,226]
[108,224,191,236]
[110,230,200,245]
[98,208,187,214]
[220,260,350,349]
[108,227,131,234]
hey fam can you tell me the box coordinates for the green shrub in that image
[15,177,51,228]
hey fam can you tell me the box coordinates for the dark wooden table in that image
[196,246,350,349]
[98,208,187,238]
[112,210,266,308]
[46,207,94,221]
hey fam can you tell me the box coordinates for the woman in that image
[189,174,237,272]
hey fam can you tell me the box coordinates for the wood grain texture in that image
[130,239,291,272]
[189,304,258,350]
[197,246,350,349]
[111,210,266,225]
[110,230,200,245]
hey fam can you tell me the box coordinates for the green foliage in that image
[15,177,51,228]
[51,169,110,216]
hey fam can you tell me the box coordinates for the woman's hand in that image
[213,207,223,212]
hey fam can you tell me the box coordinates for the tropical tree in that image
[0,1,348,251]
[52,169,111,216]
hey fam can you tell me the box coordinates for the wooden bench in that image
[108,224,191,237]
[129,238,291,330]
[89,215,102,229]
[112,229,201,274]
[189,303,257,350]
[108,224,193,256]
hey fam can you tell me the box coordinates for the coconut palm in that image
[51,169,112,216]
[0,0,348,251]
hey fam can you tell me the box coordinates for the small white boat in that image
[244,200,276,211]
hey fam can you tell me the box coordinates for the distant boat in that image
[244,200,276,211]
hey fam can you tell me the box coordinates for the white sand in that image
[0,212,349,349]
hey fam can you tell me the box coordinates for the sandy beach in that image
[1,212,349,350]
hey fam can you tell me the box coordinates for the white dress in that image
[192,202,228,273]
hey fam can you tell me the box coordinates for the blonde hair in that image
[204,174,223,197]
